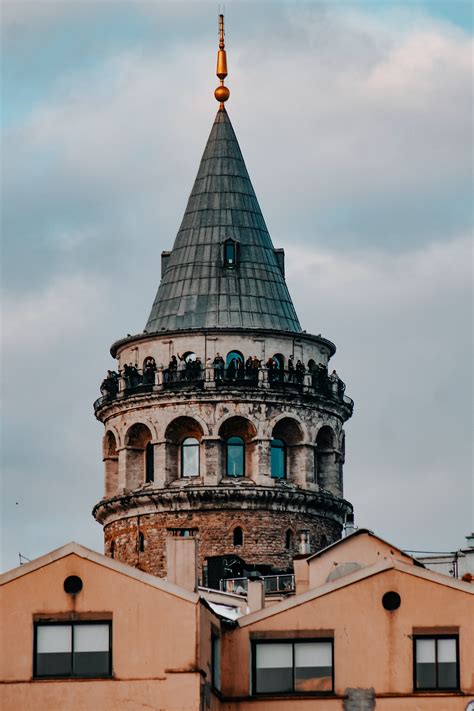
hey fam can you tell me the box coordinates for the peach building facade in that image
[1,532,473,711]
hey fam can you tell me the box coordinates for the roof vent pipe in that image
[344,512,357,537]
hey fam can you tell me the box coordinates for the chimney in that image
[247,573,265,612]
[293,556,310,594]
[166,535,198,592]
[344,512,357,537]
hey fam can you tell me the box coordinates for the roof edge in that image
[238,557,474,627]
[0,541,199,604]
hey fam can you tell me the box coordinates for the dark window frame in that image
[270,438,287,479]
[145,441,154,482]
[413,634,460,692]
[225,436,245,477]
[33,620,112,679]
[211,630,221,692]
[223,239,239,268]
[251,638,334,696]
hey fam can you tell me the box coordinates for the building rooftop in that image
[145,108,302,334]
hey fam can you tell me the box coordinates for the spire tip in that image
[215,13,230,109]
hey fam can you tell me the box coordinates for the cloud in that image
[286,234,473,549]
[1,2,472,570]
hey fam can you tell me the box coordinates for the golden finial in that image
[214,14,230,109]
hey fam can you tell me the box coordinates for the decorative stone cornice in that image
[92,484,352,527]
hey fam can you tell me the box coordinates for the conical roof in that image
[146,109,301,333]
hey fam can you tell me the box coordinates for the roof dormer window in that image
[223,239,238,268]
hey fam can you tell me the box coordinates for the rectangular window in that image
[253,640,333,695]
[34,622,111,678]
[211,632,221,691]
[414,636,459,691]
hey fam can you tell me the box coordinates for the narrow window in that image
[145,442,154,482]
[254,640,333,695]
[271,438,286,479]
[110,540,115,559]
[233,526,243,546]
[211,632,221,691]
[285,529,294,550]
[414,636,459,690]
[181,437,200,477]
[224,239,237,267]
[226,436,245,477]
[138,532,145,553]
[34,622,111,679]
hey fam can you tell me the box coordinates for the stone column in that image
[202,436,222,484]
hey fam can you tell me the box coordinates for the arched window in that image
[145,442,154,482]
[233,526,243,546]
[125,423,153,488]
[226,351,244,368]
[271,438,286,479]
[273,353,284,369]
[181,437,200,477]
[182,351,197,363]
[226,436,245,477]
[285,529,294,550]
[307,359,316,371]
[316,426,336,491]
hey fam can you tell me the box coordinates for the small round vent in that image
[64,575,83,594]
[382,591,401,611]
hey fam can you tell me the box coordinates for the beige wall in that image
[0,552,204,711]
[307,533,415,589]
[221,567,474,706]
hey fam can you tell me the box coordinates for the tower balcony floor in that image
[94,367,354,417]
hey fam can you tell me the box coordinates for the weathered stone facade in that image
[102,506,342,579]
[92,107,354,584]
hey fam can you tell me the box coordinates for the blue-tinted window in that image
[226,436,245,477]
[271,438,286,479]
[224,241,237,266]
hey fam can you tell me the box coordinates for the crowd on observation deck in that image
[99,352,346,400]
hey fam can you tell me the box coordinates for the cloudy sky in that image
[1,0,472,572]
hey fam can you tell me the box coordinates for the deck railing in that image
[94,367,353,411]
[219,573,295,595]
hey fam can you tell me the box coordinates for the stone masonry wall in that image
[104,509,341,581]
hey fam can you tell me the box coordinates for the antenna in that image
[19,553,31,565]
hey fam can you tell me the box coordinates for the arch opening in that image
[233,526,243,546]
[165,417,204,483]
[125,423,153,489]
[181,437,200,477]
[316,425,337,493]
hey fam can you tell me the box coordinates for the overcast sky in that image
[1,0,472,572]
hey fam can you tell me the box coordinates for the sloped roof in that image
[146,108,302,333]
[306,528,424,567]
[0,542,198,603]
[237,558,474,627]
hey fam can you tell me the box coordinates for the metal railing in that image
[219,573,295,595]
[94,366,353,411]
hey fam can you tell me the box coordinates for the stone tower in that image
[92,20,353,585]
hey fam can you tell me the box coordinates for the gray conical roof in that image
[146,109,301,333]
